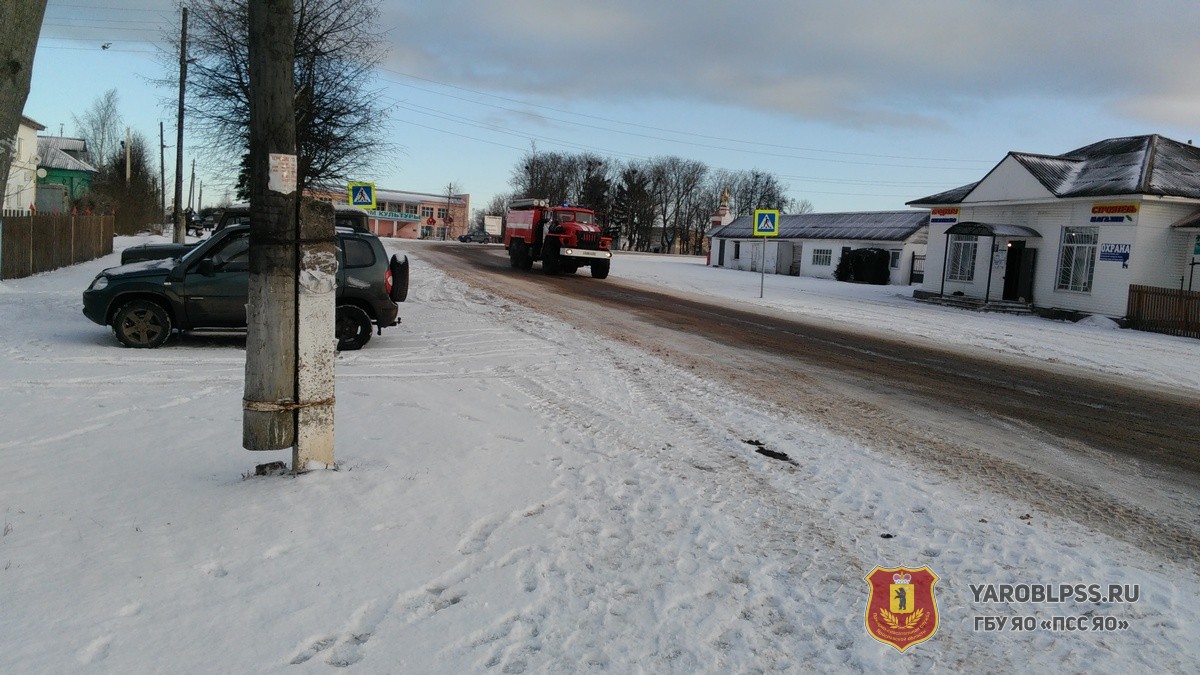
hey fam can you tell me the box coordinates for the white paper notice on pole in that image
[268,153,297,194]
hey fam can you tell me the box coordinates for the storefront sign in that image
[1089,202,1138,224]
[930,207,959,225]
[367,209,419,222]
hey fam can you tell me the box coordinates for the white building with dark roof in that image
[908,134,1200,321]
[707,210,929,285]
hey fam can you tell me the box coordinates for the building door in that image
[1002,241,1036,302]
[718,240,725,266]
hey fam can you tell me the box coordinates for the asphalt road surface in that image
[415,242,1200,563]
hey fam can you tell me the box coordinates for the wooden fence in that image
[1,214,114,280]
[1127,284,1200,340]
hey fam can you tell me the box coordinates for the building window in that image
[947,234,977,281]
[420,206,433,219]
[437,207,448,219]
[404,204,418,215]
[733,241,741,259]
[890,250,902,269]
[1056,226,1098,292]
[419,225,432,238]
[812,248,832,266]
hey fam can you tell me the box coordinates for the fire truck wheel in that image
[508,241,522,268]
[590,260,610,279]
[542,242,561,275]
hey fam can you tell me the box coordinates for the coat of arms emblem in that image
[864,565,940,652]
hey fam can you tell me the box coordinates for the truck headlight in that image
[90,276,109,291]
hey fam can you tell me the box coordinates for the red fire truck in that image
[503,199,612,278]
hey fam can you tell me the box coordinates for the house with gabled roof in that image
[37,136,99,206]
[707,209,929,285]
[908,134,1200,319]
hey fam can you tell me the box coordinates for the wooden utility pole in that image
[159,121,167,225]
[244,0,336,470]
[172,7,188,244]
[124,127,131,185]
[187,157,195,210]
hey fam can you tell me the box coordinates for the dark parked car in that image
[121,204,371,265]
[457,231,491,243]
[84,224,408,351]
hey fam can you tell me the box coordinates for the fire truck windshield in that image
[556,211,594,225]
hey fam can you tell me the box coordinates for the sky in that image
[23,1,1200,215]
[1,237,1198,671]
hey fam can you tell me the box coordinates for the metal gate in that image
[909,253,926,284]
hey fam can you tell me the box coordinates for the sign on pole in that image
[753,209,780,237]
[348,181,376,210]
[752,209,779,298]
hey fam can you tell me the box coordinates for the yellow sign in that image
[348,182,376,210]
[753,209,780,237]
[1090,202,1138,224]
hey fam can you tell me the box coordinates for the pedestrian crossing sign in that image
[348,182,376,209]
[753,209,779,237]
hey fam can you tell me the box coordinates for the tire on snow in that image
[112,299,173,348]
[335,304,373,351]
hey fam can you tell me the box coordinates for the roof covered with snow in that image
[710,210,929,241]
[909,134,1200,205]
[36,136,98,171]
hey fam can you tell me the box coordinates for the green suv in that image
[83,225,407,350]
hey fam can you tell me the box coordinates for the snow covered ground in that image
[1,237,1197,673]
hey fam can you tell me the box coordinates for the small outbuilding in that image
[908,134,1200,320]
[707,210,929,285]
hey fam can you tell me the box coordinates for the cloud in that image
[381,0,1200,130]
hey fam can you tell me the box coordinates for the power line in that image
[379,68,994,168]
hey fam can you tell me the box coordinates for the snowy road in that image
[1,237,1197,672]
[422,242,1200,564]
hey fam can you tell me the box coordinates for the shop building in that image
[908,135,1200,318]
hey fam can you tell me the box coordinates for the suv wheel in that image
[336,304,373,351]
[113,299,173,348]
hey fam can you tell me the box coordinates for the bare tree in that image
[473,191,512,232]
[443,181,459,238]
[79,131,161,233]
[163,0,391,193]
[645,156,707,254]
[0,0,48,215]
[71,89,123,165]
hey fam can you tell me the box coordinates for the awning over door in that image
[1168,209,1200,229]
[945,221,1042,237]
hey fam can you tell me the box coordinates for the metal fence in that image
[1127,284,1200,340]
[1,214,114,280]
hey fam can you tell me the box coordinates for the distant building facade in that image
[708,209,930,286]
[311,185,470,240]
[4,115,44,214]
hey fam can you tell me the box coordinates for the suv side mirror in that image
[197,259,215,276]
